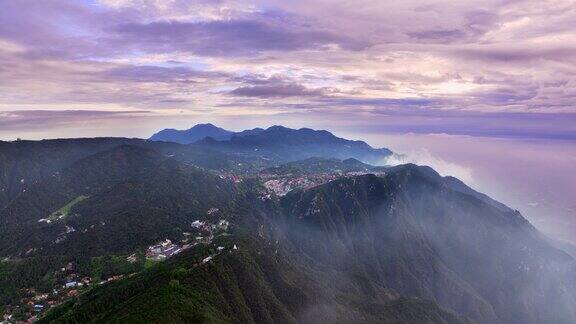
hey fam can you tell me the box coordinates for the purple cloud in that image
[472,87,538,104]
[407,9,498,43]
[101,65,224,83]
[408,29,467,42]
[317,97,438,108]
[228,74,333,98]
[454,46,576,63]
[230,83,326,98]
[0,110,151,130]
[0,0,574,141]
[110,18,366,56]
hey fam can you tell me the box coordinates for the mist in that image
[273,164,576,323]
[357,132,576,245]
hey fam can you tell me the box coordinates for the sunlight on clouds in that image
[424,80,480,95]
[0,39,26,53]
[481,17,532,42]
[97,0,258,22]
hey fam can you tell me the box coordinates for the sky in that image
[0,0,575,240]
[0,0,576,140]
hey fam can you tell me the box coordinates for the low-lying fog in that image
[363,133,576,245]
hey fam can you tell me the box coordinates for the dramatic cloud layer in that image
[0,0,575,139]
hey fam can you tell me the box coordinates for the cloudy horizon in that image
[1,0,575,141]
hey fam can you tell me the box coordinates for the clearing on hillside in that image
[48,195,89,221]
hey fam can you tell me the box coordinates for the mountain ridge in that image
[36,181,474,324]
[193,125,393,164]
[34,162,576,323]
[149,123,234,144]
[279,165,576,323]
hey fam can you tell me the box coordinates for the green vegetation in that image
[0,145,238,258]
[144,259,159,269]
[48,195,89,221]
[0,262,16,314]
[0,254,146,312]
[38,235,468,324]
[76,254,145,282]
[2,138,576,323]
[0,257,65,307]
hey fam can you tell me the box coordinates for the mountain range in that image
[150,124,393,164]
[194,125,393,164]
[149,124,235,144]
[1,124,575,323]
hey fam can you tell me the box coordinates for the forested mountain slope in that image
[280,165,576,323]
[39,165,576,324]
[0,145,236,257]
[39,183,470,324]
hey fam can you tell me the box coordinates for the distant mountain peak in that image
[191,123,218,129]
[268,125,288,130]
[149,124,234,144]
[198,125,391,163]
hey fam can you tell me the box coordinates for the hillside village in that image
[261,170,386,196]
[1,207,236,323]
[145,213,230,262]
[0,261,126,324]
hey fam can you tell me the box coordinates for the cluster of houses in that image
[263,174,340,196]
[3,262,96,323]
[4,209,236,323]
[191,218,228,234]
[217,173,243,183]
[263,171,387,196]
[145,239,183,261]
[193,210,237,266]
[143,213,236,272]
[145,216,231,262]
[97,275,125,286]
[200,244,238,266]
